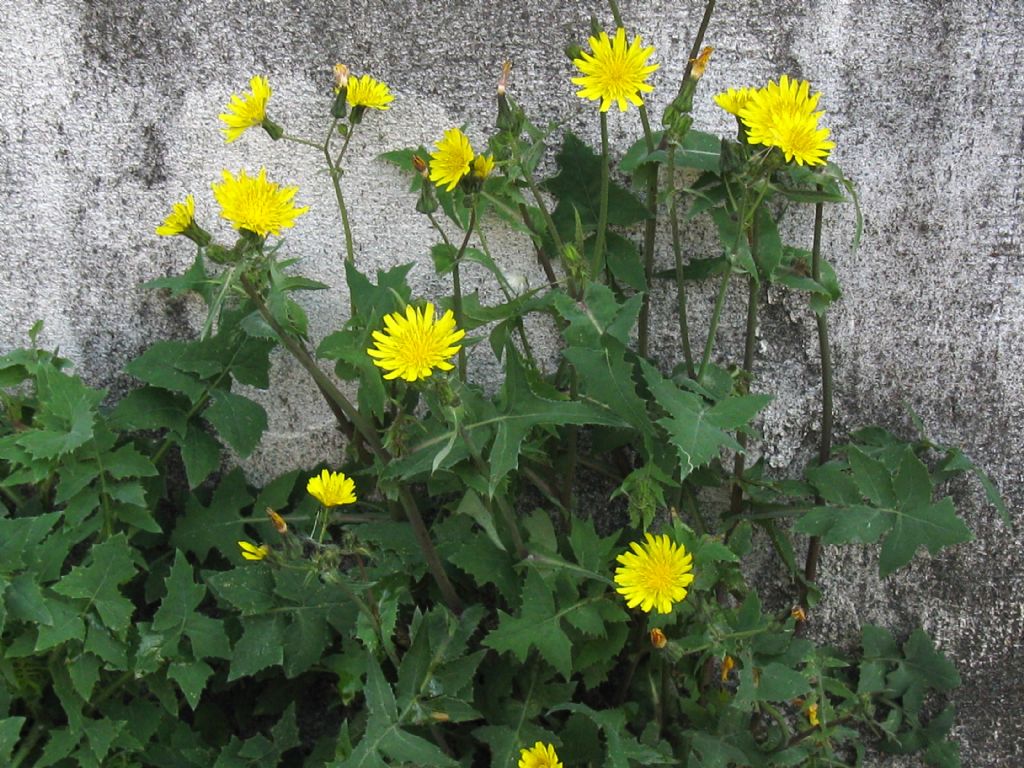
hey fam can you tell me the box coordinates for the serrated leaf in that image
[168,659,214,709]
[0,717,26,763]
[228,614,284,680]
[172,468,253,560]
[51,534,137,632]
[180,423,222,488]
[108,386,191,435]
[484,570,573,678]
[104,444,158,480]
[125,341,207,401]
[203,390,267,458]
[68,652,101,700]
[737,662,812,702]
[35,599,86,650]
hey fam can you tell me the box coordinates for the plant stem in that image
[459,426,527,559]
[323,120,356,270]
[667,144,695,377]
[451,206,478,382]
[240,278,463,614]
[561,371,579,520]
[521,174,565,275]
[593,112,611,277]
[637,106,658,359]
[728,274,760,518]
[697,264,732,381]
[801,199,832,610]
[685,1,717,78]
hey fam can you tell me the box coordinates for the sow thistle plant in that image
[0,2,1009,767]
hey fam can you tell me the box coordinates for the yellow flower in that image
[428,128,474,192]
[518,742,563,768]
[238,541,269,561]
[739,75,835,166]
[347,74,394,110]
[211,168,309,237]
[220,75,272,143]
[571,27,659,112]
[807,702,820,727]
[155,194,196,237]
[614,532,695,614]
[714,86,757,117]
[472,153,495,180]
[367,303,465,382]
[306,469,357,508]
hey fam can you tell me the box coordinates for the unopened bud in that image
[412,154,428,176]
[650,628,667,649]
[497,60,512,96]
[565,42,584,62]
[721,655,736,682]
[266,507,288,534]
[690,46,713,80]
[791,605,807,623]
[430,711,450,722]
[333,63,350,92]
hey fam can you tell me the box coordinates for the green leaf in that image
[168,659,214,709]
[879,451,973,577]
[847,446,897,507]
[642,360,769,480]
[172,468,253,560]
[153,550,229,663]
[484,570,573,678]
[109,387,190,435]
[604,232,646,291]
[180,423,222,488]
[545,132,649,235]
[35,599,86,650]
[125,341,207,401]
[0,717,26,764]
[203,390,267,458]
[104,444,158,480]
[68,652,101,700]
[0,511,61,572]
[752,205,783,279]
[5,573,54,625]
[51,534,137,632]
[737,662,812,702]
[228,614,285,680]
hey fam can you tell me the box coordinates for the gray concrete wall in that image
[1,0,1021,764]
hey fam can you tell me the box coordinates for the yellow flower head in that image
[238,540,269,561]
[472,153,495,180]
[614,532,695,614]
[571,27,659,112]
[155,194,196,237]
[739,75,835,166]
[428,128,474,192]
[347,74,394,110]
[220,75,272,143]
[367,303,465,382]
[211,168,309,237]
[714,87,757,117]
[306,469,357,508]
[518,742,563,768]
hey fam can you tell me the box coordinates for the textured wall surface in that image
[1,0,1021,764]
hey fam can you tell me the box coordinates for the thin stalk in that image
[801,199,833,609]
[334,575,401,668]
[697,264,733,380]
[240,278,462,613]
[668,144,695,377]
[684,0,717,78]
[637,106,658,359]
[561,371,579,521]
[451,207,478,382]
[477,223,539,368]
[593,112,611,277]
[522,173,566,261]
[281,133,323,150]
[728,274,760,518]
[322,119,355,269]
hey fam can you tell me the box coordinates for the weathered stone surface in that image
[1,0,1021,763]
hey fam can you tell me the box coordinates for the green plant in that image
[0,2,1008,767]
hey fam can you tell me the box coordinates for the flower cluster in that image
[428,127,494,192]
[716,76,834,166]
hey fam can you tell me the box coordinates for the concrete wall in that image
[1,0,1021,763]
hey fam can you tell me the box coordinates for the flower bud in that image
[565,42,584,62]
[331,63,350,118]
[497,60,512,97]
[690,46,713,81]
[266,507,288,534]
[791,605,807,623]
[412,154,428,176]
[650,628,668,649]
[721,655,736,682]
